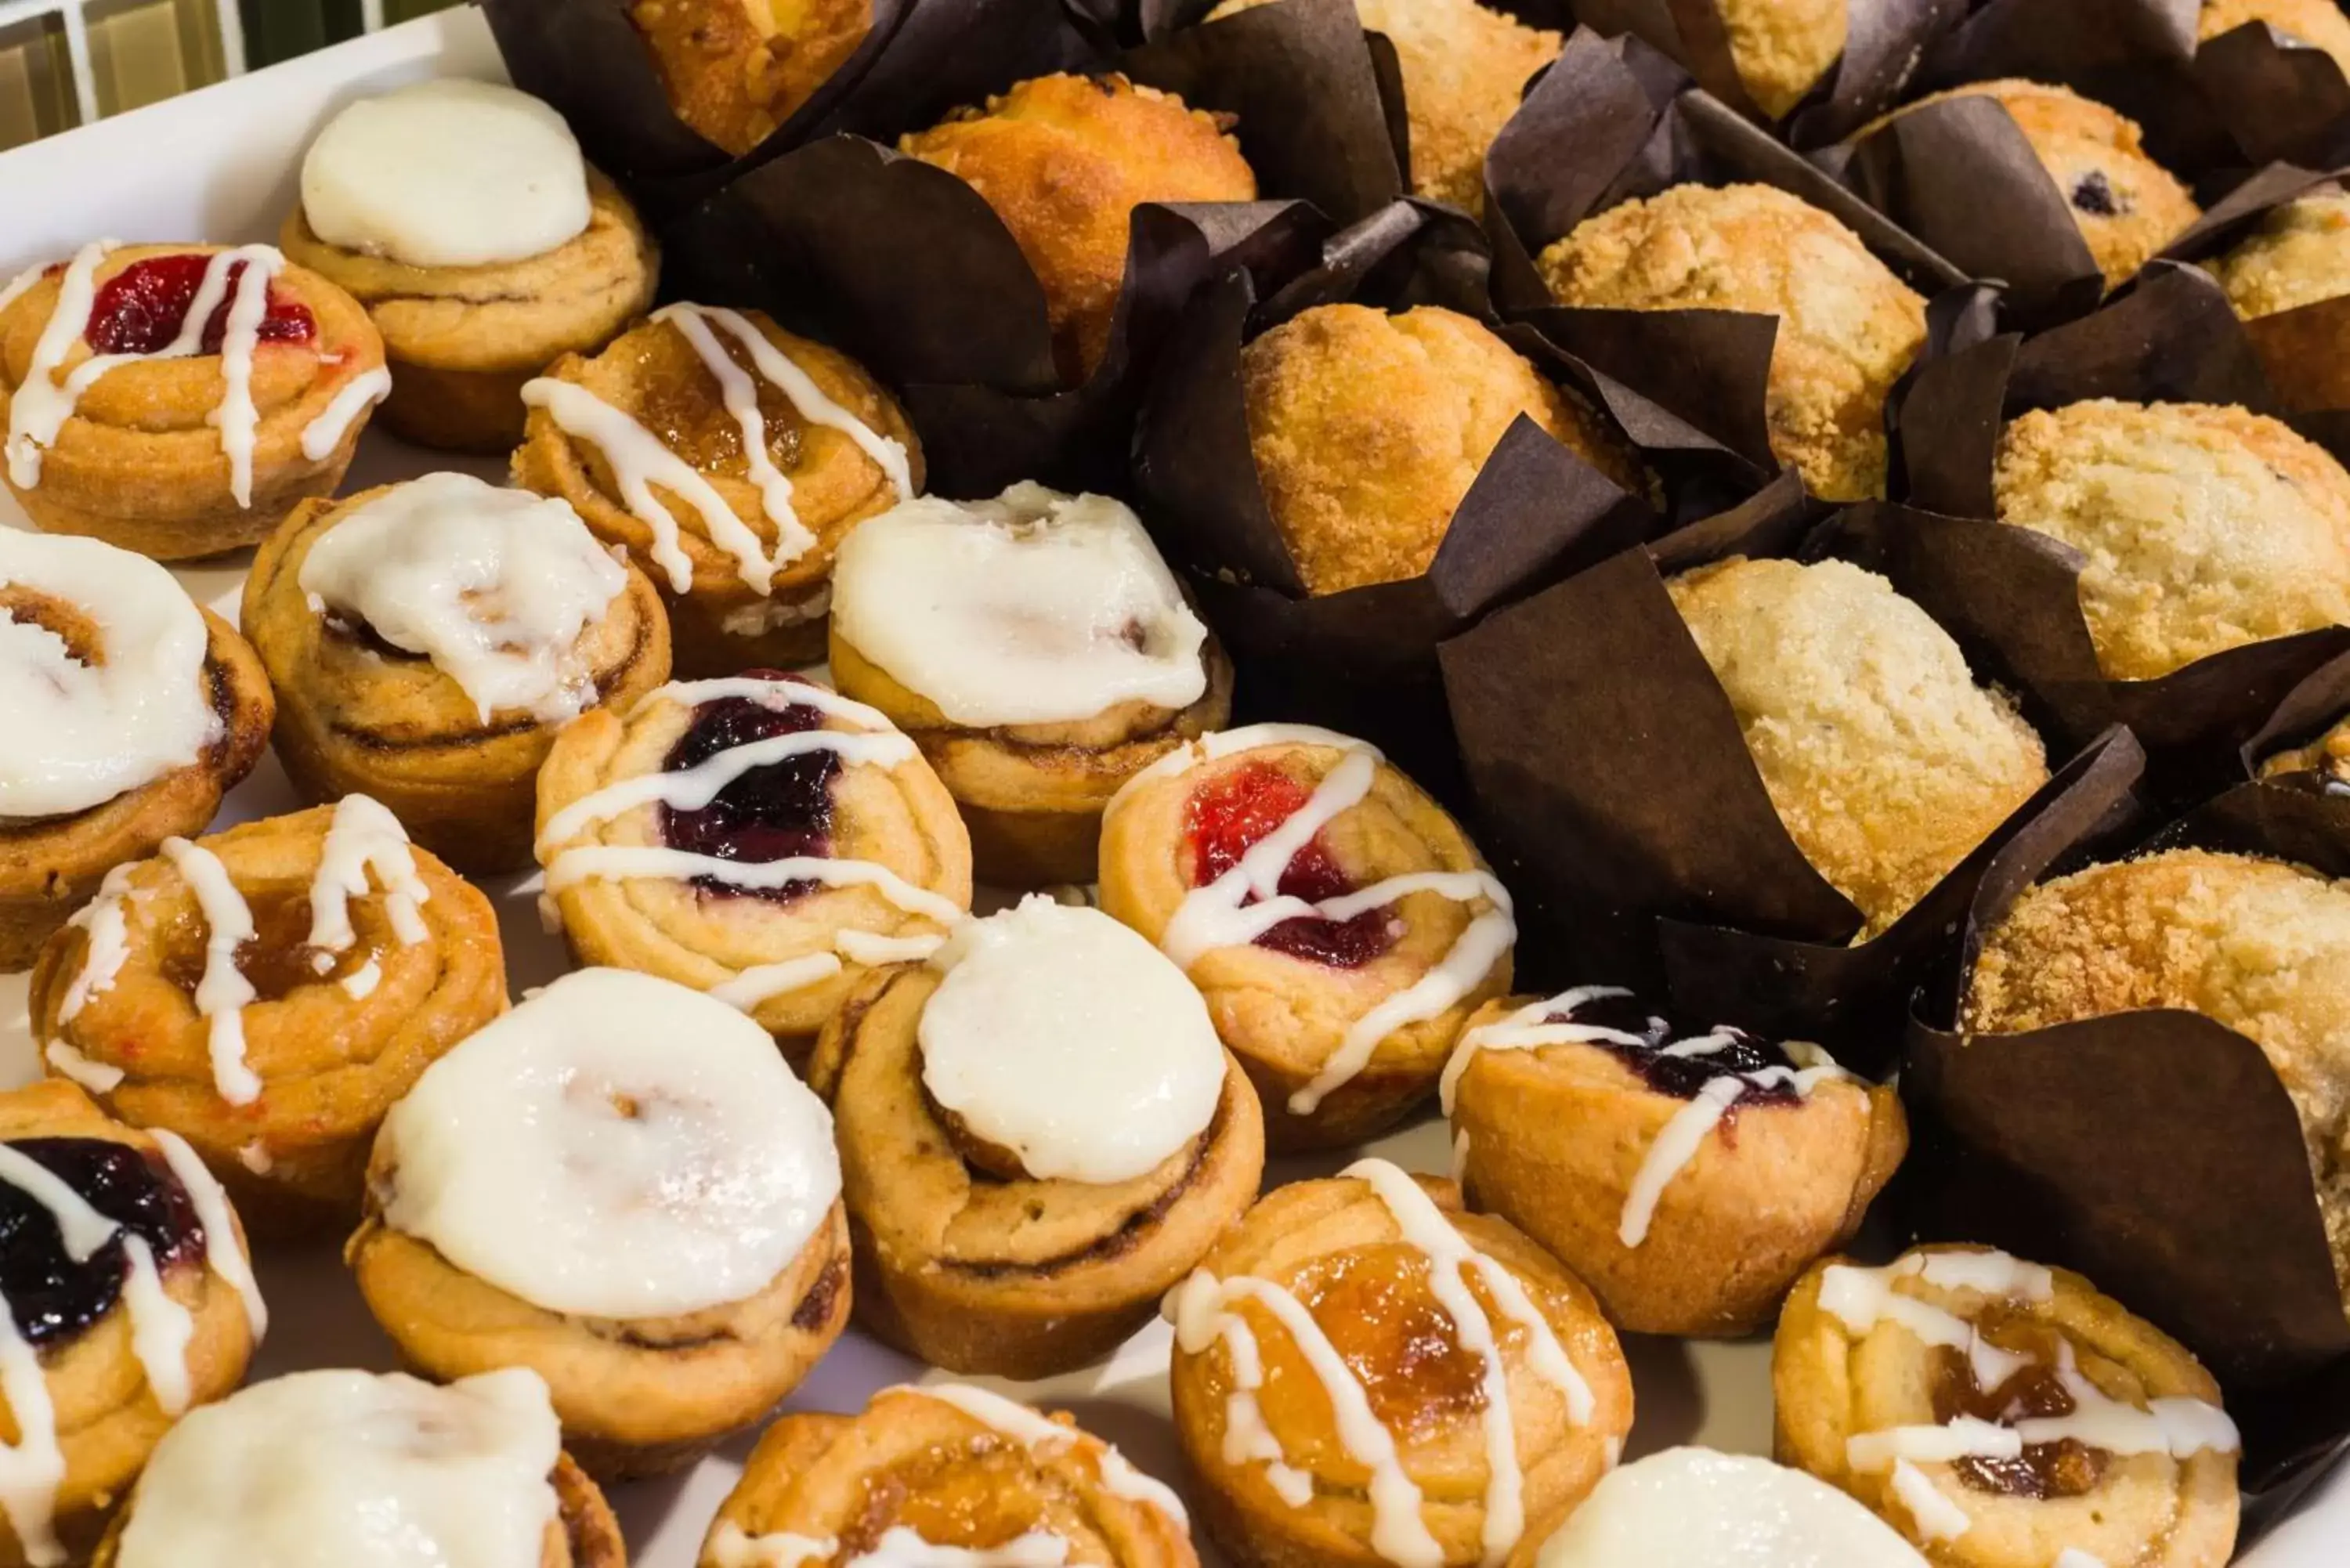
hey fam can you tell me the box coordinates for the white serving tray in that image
[0,10,2341,1562]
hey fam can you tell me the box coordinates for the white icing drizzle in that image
[342,959,382,1000]
[150,1128,267,1339]
[1451,1128,1471,1186]
[1619,1077,1749,1248]
[1888,1461,1970,1543]
[718,1530,1068,1568]
[308,793,431,949]
[298,364,391,461]
[2055,1553,2111,1568]
[212,251,279,507]
[706,928,952,1013]
[537,725,913,849]
[707,1523,837,1568]
[545,846,963,920]
[0,1295,64,1566]
[1204,1309,1316,1506]
[835,929,948,966]
[42,1042,122,1093]
[913,1383,1190,1527]
[159,837,261,1106]
[1439,986,1643,1112]
[56,862,139,1024]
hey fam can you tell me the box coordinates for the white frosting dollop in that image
[830,484,1209,726]
[1533,1448,1929,1567]
[0,530,215,818]
[919,897,1224,1184]
[114,1367,562,1568]
[300,81,591,268]
[378,967,841,1319]
[298,472,629,723]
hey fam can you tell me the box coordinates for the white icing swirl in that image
[1533,1448,1929,1566]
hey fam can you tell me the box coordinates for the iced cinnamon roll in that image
[513,302,920,673]
[1444,987,1907,1337]
[91,1368,625,1568]
[700,1382,1195,1568]
[1098,725,1516,1150]
[244,472,672,873]
[351,968,851,1481]
[1165,1161,1633,1568]
[829,483,1233,886]
[1774,1245,2240,1567]
[534,672,971,1070]
[0,1080,262,1568]
[280,80,658,453]
[0,529,271,971]
[808,896,1262,1378]
[27,797,505,1236]
[0,240,386,558]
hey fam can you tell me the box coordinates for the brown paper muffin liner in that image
[2157,163,2350,415]
[2192,16,2350,168]
[2245,651,2350,781]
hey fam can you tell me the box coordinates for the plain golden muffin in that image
[1206,0,1560,213]
[1719,0,1846,118]
[2202,0,2350,78]
[1537,182,1926,502]
[1882,80,2197,287]
[630,0,872,155]
[1668,556,2050,938]
[1967,849,2350,1310]
[1240,302,1646,595]
[2212,186,2350,318]
[901,73,1256,382]
[1991,399,2350,680]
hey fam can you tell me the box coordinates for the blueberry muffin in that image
[1719,0,1847,118]
[2213,186,2350,319]
[2201,0,2350,78]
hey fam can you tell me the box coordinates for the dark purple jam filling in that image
[1182,759,1397,970]
[658,671,838,905]
[0,1139,202,1346]
[1549,990,1802,1110]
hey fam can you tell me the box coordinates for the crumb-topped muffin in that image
[2201,0,2350,78]
[1536,182,1926,503]
[1992,399,2350,680]
[1719,0,1847,118]
[630,0,872,155]
[1668,557,2050,938]
[2212,186,2350,318]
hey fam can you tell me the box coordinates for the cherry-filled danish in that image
[1099,726,1516,1150]
[810,895,1264,1378]
[534,672,972,1069]
[0,529,271,970]
[0,240,386,558]
[28,797,504,1236]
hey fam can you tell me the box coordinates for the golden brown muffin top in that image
[2212,185,2350,318]
[1240,302,1643,596]
[2264,713,2350,782]
[1206,0,1560,213]
[1667,556,2049,938]
[2202,0,2350,78]
[1992,399,2350,680]
[630,0,873,156]
[1719,0,1847,119]
[1536,182,1925,503]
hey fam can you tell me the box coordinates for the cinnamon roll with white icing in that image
[0,1080,262,1568]
[512,302,920,674]
[1165,1161,1633,1568]
[244,472,672,873]
[1098,726,1516,1150]
[1773,1245,2240,1567]
[1444,987,1907,1337]
[350,968,851,1482]
[28,797,505,1236]
[91,1367,626,1568]
[809,895,1263,1378]
[829,483,1234,887]
[533,671,972,1070]
[0,240,387,559]
[700,1382,1195,1568]
[0,529,271,971]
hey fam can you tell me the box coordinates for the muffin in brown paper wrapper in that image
[2245,649,2350,786]
[2194,15,2350,169]
[1130,197,1668,805]
[1901,775,2350,1491]
[1435,491,2143,1075]
[1888,262,2350,804]
[2158,162,2350,415]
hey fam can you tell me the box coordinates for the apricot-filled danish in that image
[1774,1245,2240,1567]
[351,968,851,1481]
[92,1368,625,1568]
[0,1081,262,1568]
[1099,725,1516,1150]
[28,797,505,1235]
[1165,1162,1633,1568]
[700,1382,1195,1568]
[1445,986,1907,1337]
[810,896,1263,1378]
[280,80,657,453]
[0,240,385,558]
[535,672,971,1069]
[0,529,270,970]
[244,471,672,873]
[830,483,1233,886]
[514,302,920,673]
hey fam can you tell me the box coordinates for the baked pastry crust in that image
[280,170,657,453]
[1991,399,2350,680]
[1241,304,1648,596]
[242,485,673,874]
[1719,0,1847,118]
[1537,183,1925,502]
[629,0,873,156]
[901,73,1257,382]
[27,804,506,1237]
[2210,186,2350,414]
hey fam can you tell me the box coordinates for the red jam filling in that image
[659,670,837,905]
[0,1139,202,1346]
[86,254,315,356]
[1184,760,1396,969]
